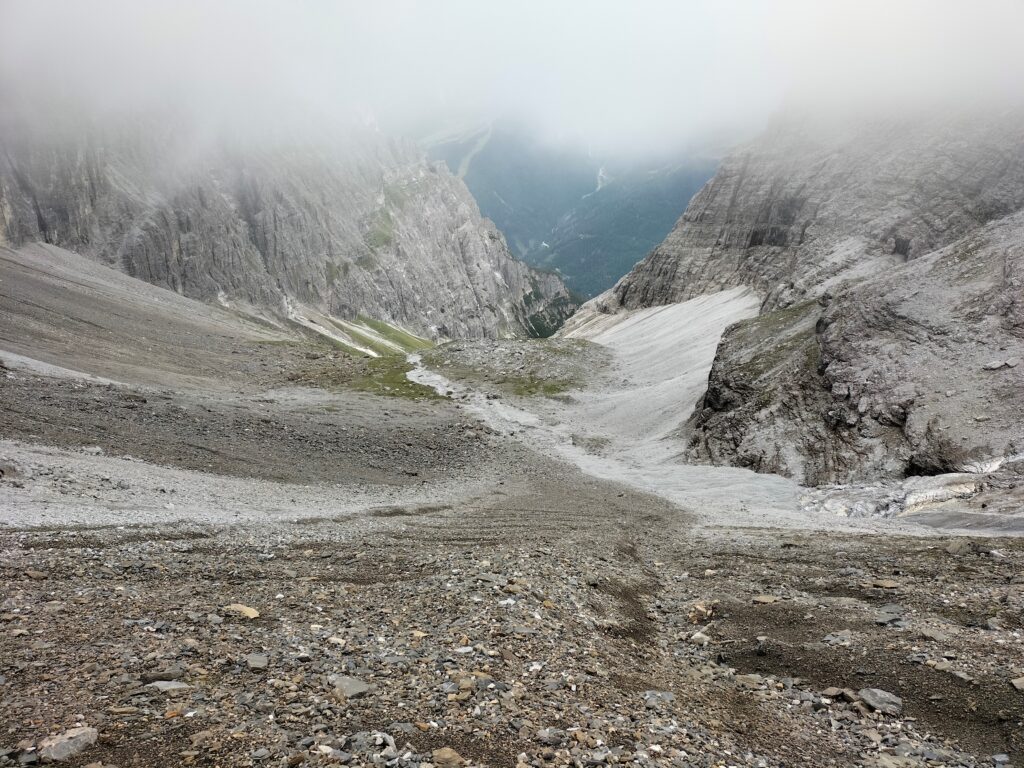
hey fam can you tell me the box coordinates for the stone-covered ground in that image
[3,479,1022,767]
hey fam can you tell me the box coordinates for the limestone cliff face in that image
[577,114,1024,484]
[0,120,575,340]
[688,212,1024,484]
[602,115,1024,313]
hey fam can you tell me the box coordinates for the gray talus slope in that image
[0,121,574,340]
[572,114,1024,485]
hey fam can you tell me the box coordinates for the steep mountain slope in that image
[601,115,1024,313]
[522,158,718,298]
[428,123,715,297]
[575,113,1024,485]
[0,118,576,341]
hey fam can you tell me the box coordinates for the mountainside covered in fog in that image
[0,118,576,342]
[579,113,1024,485]
[428,123,715,297]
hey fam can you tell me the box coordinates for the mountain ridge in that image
[0,117,576,342]
[570,113,1024,485]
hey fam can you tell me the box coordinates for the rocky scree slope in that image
[0,120,575,340]
[582,115,1024,485]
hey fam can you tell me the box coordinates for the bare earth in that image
[1,252,1022,767]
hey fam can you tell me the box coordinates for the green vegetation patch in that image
[364,210,395,251]
[346,355,441,400]
[422,338,586,399]
[505,375,575,397]
[322,316,433,357]
[358,316,434,352]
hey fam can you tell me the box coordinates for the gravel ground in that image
[2,478,1022,767]
[2,272,1023,766]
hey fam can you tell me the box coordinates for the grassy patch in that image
[346,356,441,400]
[323,317,433,357]
[505,375,575,397]
[285,354,440,400]
[358,316,433,352]
[364,210,394,251]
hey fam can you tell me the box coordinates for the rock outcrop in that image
[605,114,1024,313]
[0,118,575,340]
[582,113,1024,484]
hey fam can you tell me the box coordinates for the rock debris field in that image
[1,265,1023,766]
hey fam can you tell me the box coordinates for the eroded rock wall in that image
[0,120,575,339]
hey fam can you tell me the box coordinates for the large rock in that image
[37,726,98,762]
[858,688,903,716]
[329,675,374,699]
[0,118,575,340]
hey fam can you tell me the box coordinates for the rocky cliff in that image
[428,122,716,298]
[0,118,576,341]
[581,113,1024,484]
[603,114,1024,313]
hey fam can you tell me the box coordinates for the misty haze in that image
[1,1,1023,766]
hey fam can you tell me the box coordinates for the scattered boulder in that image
[141,664,185,683]
[945,540,983,556]
[824,630,853,646]
[432,747,465,767]
[919,627,950,643]
[225,603,260,620]
[982,359,1019,370]
[0,460,22,480]
[641,690,675,709]
[246,653,269,670]
[147,680,190,692]
[858,688,903,715]
[38,727,98,762]
[330,675,374,699]
[875,605,907,626]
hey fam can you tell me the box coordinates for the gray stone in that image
[146,680,191,692]
[330,675,374,699]
[823,630,853,646]
[641,690,675,709]
[37,727,98,762]
[246,653,269,670]
[858,687,903,715]
[919,627,950,643]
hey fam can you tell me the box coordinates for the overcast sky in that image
[3,0,1023,154]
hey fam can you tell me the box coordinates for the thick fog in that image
[2,0,1023,153]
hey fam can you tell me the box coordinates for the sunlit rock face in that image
[584,114,1024,484]
[0,119,576,340]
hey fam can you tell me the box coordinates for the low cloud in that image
[2,0,1022,153]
